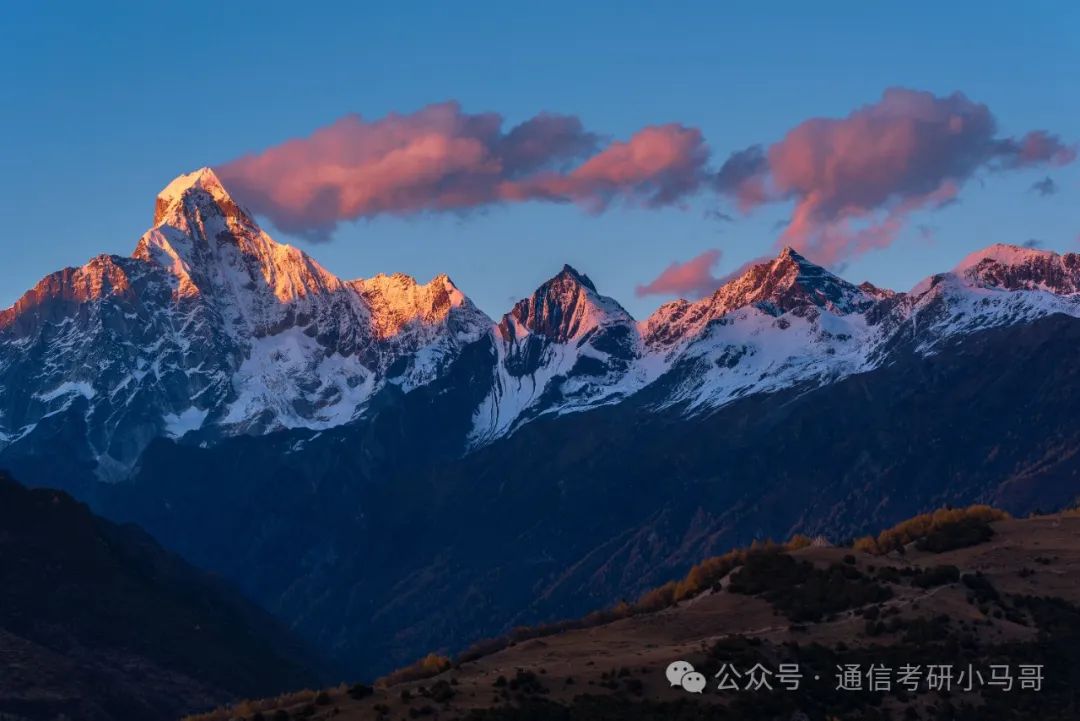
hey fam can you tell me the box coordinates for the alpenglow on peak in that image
[152,167,248,227]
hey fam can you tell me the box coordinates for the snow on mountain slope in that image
[0,169,491,478]
[3,165,1080,479]
[646,244,1080,416]
[351,272,490,390]
[661,245,1080,411]
[134,168,379,436]
[897,252,1080,355]
[470,266,641,443]
[642,247,874,353]
[470,244,1080,441]
[652,302,875,412]
[955,243,1080,293]
[594,248,877,415]
[471,248,878,441]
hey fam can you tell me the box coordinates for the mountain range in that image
[3,169,1080,678]
[3,168,1079,485]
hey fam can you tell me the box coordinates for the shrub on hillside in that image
[377,653,452,687]
[347,682,374,699]
[853,505,1008,555]
[911,565,960,588]
[457,538,809,664]
[914,516,996,552]
[729,555,892,622]
[670,537,814,603]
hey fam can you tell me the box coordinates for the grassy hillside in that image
[191,508,1080,720]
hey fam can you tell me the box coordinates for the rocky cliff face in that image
[0,169,490,479]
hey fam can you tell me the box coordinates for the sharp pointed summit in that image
[642,246,873,351]
[152,166,250,228]
[707,245,872,317]
[552,264,598,292]
[156,166,227,201]
[476,263,640,443]
[135,168,344,310]
[500,264,630,343]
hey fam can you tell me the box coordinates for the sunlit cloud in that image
[636,249,724,299]
[216,91,1074,264]
[713,88,1076,265]
[217,103,708,239]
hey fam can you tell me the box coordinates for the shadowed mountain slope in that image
[0,472,323,721]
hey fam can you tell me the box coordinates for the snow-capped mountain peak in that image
[956,242,1060,271]
[6,168,1080,483]
[712,246,871,316]
[135,169,345,307]
[471,265,639,443]
[553,263,597,291]
[151,166,250,228]
[499,264,631,344]
[953,243,1080,294]
[643,247,871,351]
[0,170,492,477]
[351,271,491,349]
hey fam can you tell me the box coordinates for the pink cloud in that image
[997,130,1077,168]
[216,103,707,239]
[214,91,1073,252]
[713,88,1076,265]
[713,145,769,211]
[636,249,724,299]
[498,113,600,175]
[551,124,708,209]
[506,124,709,210]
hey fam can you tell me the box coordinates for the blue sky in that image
[3,1,1078,318]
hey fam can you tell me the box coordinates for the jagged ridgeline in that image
[4,168,1080,483]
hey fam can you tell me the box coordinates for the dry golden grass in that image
[187,508,1016,713]
[454,535,815,667]
[375,652,452,687]
[852,504,1009,555]
[180,688,320,721]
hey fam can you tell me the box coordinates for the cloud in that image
[636,249,724,299]
[1030,176,1058,196]
[916,224,937,242]
[1022,238,1044,249]
[995,131,1077,169]
[498,114,601,175]
[506,124,710,211]
[713,88,1076,265]
[704,209,734,223]
[215,91,1073,250]
[216,103,708,239]
[714,145,769,210]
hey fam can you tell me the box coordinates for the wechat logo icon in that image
[666,660,707,693]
